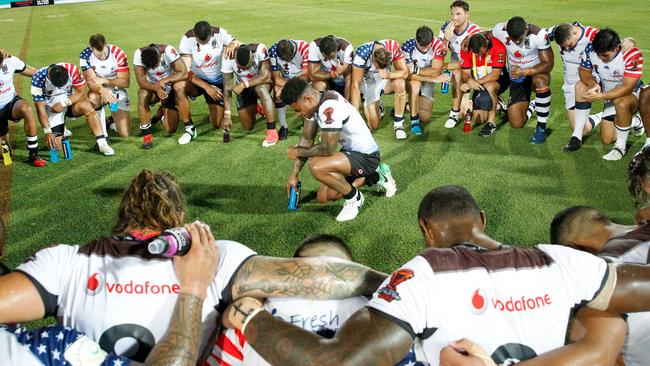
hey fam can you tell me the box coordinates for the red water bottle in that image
[463,112,472,133]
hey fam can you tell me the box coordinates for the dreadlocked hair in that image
[112,170,186,235]
[629,145,650,208]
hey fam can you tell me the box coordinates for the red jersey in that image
[460,36,507,79]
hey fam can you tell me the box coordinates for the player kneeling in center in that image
[308,35,354,101]
[282,77,396,222]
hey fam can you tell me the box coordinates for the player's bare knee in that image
[614,97,631,112]
[392,79,406,94]
[312,81,327,92]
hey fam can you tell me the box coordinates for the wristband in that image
[525,68,532,76]
[224,110,231,116]
[243,80,250,88]
[241,308,264,334]
[64,99,72,107]
[43,127,52,134]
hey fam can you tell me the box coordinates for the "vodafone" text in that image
[491,294,552,312]
[105,280,180,295]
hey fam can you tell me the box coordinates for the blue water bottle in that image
[62,137,72,160]
[288,181,301,211]
[50,147,60,163]
[440,70,451,93]
[109,87,119,113]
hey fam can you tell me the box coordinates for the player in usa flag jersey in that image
[79,34,131,138]
[351,39,409,139]
[0,50,46,167]
[308,35,355,101]
[574,28,644,160]
[401,26,449,135]
[224,185,650,366]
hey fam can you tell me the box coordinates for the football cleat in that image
[178,129,197,145]
[479,122,497,137]
[444,115,459,128]
[376,163,397,198]
[394,127,407,140]
[603,145,626,161]
[410,122,423,136]
[632,113,645,137]
[29,153,46,167]
[530,126,547,144]
[142,134,154,149]
[98,143,114,156]
[278,126,288,140]
[262,129,279,147]
[563,136,582,152]
[336,192,364,222]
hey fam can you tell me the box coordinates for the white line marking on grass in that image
[0,19,15,22]
[45,14,69,18]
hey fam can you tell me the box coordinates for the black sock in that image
[365,172,381,186]
[343,187,358,200]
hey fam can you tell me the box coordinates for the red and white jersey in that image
[492,22,551,69]
[438,20,481,61]
[269,40,309,79]
[581,45,644,92]
[316,91,379,155]
[179,26,234,84]
[547,22,598,84]
[15,237,256,361]
[367,244,608,365]
[133,44,181,84]
[0,56,26,108]
[31,63,85,106]
[221,43,269,84]
[79,44,129,79]
[308,37,354,84]
[401,37,447,70]
[204,296,367,366]
[353,40,405,81]
[460,36,507,79]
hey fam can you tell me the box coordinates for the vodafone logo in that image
[84,272,180,296]
[470,289,488,314]
[514,50,523,59]
[204,54,211,62]
[246,73,254,79]
[471,288,553,314]
[86,273,104,296]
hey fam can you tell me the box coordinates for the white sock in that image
[589,112,603,128]
[645,137,650,147]
[449,109,459,117]
[393,121,404,129]
[277,106,287,128]
[615,125,630,150]
[573,107,591,140]
[98,108,107,137]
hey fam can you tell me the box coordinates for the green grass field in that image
[0,0,647,274]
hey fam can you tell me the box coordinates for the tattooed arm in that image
[231,255,387,300]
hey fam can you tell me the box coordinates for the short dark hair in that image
[319,36,338,56]
[592,28,621,55]
[629,145,650,208]
[418,185,481,223]
[89,34,106,51]
[450,0,469,11]
[277,39,294,61]
[193,20,211,42]
[48,64,69,88]
[294,234,353,260]
[553,24,574,46]
[416,26,434,46]
[468,33,488,54]
[549,206,611,245]
[373,48,392,69]
[506,16,527,39]
[141,44,160,70]
[281,77,309,106]
[236,45,252,67]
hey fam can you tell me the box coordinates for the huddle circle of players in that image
[0,0,647,220]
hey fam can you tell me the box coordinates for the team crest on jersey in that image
[2,65,8,74]
[170,48,178,57]
[378,268,414,302]
[323,107,335,124]
[470,288,488,314]
[613,70,622,78]
[629,58,640,71]
[211,39,217,48]
[86,272,105,296]
[498,53,506,64]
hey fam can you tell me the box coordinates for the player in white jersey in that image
[179,21,239,143]
[492,17,555,144]
[401,26,449,135]
[223,184,650,366]
[269,39,310,140]
[308,35,354,101]
[574,28,644,160]
[31,63,114,156]
[0,169,386,363]
[351,39,409,139]
[280,78,397,221]
[222,43,279,147]
[0,51,46,166]
[79,34,131,139]
[438,1,481,129]
[134,43,193,148]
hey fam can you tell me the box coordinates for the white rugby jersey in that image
[31,63,85,106]
[79,44,129,79]
[0,56,26,108]
[580,45,644,92]
[547,22,598,84]
[269,40,309,79]
[353,40,405,81]
[315,91,379,155]
[204,296,367,366]
[367,244,608,365]
[401,37,447,71]
[308,37,354,84]
[133,44,181,84]
[16,237,256,362]
[179,26,234,85]
[492,22,551,69]
[438,20,481,60]
[221,43,269,84]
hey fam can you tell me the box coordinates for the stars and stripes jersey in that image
[204,296,367,366]
[31,63,85,105]
[0,325,131,366]
[221,43,269,84]
[546,22,598,84]
[400,37,447,70]
[580,44,644,92]
[438,21,481,60]
[366,244,609,366]
[133,44,181,84]
[15,237,256,362]
[79,44,129,79]
[352,40,404,81]
[269,40,309,79]
[307,37,355,73]
[460,36,507,79]
[315,90,379,154]
[492,22,551,69]
[0,55,26,109]
[179,26,235,84]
